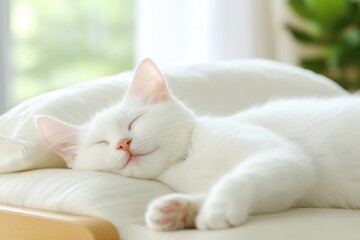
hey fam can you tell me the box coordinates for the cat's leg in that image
[145,193,205,231]
[196,149,314,230]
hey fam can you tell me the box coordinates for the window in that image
[10,0,134,104]
[1,0,297,114]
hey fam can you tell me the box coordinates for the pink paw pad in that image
[161,207,174,213]
[146,195,194,231]
[170,200,181,207]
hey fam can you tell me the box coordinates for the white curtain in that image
[0,0,11,113]
[135,0,300,67]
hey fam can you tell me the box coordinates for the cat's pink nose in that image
[117,138,132,152]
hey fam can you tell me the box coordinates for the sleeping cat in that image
[36,59,360,231]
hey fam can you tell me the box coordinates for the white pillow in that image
[0,59,347,173]
[0,169,173,228]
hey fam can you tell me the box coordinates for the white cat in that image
[37,59,360,231]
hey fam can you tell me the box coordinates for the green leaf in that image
[325,46,342,69]
[343,29,360,47]
[304,20,323,38]
[300,57,327,73]
[288,0,312,18]
[304,0,349,26]
[286,24,321,43]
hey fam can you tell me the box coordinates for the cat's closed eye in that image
[129,115,142,130]
[94,140,109,145]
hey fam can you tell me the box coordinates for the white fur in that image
[73,98,194,179]
[37,59,360,231]
[152,96,360,230]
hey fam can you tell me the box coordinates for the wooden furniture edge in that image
[0,203,120,240]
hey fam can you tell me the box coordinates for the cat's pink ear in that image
[125,58,170,104]
[36,116,80,168]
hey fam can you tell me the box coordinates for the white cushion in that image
[1,169,360,240]
[121,208,360,240]
[0,169,172,227]
[0,59,347,173]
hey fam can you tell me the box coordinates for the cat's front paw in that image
[145,194,195,231]
[196,196,249,230]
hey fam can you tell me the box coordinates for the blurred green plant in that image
[12,0,134,103]
[287,0,360,90]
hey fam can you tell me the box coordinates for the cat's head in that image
[36,59,195,179]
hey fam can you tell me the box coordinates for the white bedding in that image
[1,169,360,240]
[1,59,358,239]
